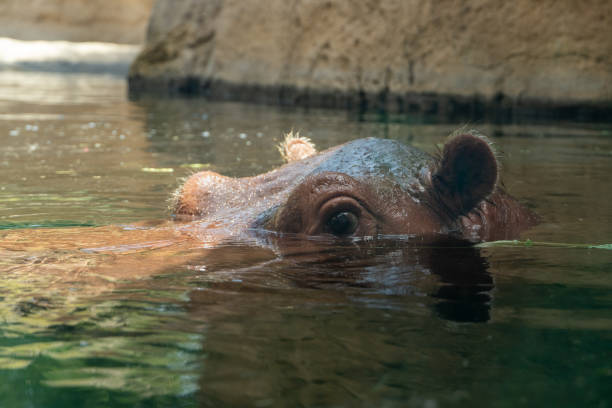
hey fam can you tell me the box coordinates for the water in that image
[0,69,611,408]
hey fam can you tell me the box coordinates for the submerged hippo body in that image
[174,131,537,242]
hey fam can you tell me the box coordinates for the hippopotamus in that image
[173,130,537,242]
[0,130,535,327]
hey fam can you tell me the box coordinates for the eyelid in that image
[318,196,363,220]
[315,192,373,218]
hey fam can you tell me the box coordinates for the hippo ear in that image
[430,133,498,218]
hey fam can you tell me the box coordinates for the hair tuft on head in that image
[278,131,317,163]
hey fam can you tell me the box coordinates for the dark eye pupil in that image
[327,211,358,236]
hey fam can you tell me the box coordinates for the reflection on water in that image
[0,37,139,75]
[0,71,611,407]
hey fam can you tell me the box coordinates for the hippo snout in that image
[173,171,242,217]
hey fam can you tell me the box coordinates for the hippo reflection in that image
[174,131,537,242]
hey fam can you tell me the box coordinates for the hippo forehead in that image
[248,138,434,230]
[308,138,432,189]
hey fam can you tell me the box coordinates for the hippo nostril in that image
[326,211,359,236]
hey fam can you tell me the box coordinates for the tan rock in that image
[130,0,612,114]
[0,0,153,44]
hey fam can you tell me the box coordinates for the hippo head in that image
[172,131,536,242]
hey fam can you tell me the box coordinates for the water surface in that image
[0,70,611,408]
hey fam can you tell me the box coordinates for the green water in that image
[0,70,611,408]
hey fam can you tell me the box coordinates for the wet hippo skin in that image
[174,131,538,242]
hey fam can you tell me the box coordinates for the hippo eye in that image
[326,211,359,236]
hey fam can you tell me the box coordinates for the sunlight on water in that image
[0,37,139,75]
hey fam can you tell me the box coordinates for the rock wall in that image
[0,0,153,44]
[129,0,612,119]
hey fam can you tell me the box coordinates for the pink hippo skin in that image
[173,131,538,243]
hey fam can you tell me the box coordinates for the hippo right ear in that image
[430,132,498,219]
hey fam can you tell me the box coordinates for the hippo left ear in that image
[430,132,498,219]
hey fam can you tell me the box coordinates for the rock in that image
[0,0,153,44]
[129,0,612,119]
